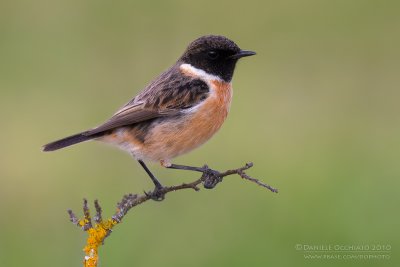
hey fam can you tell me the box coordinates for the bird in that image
[43,35,256,199]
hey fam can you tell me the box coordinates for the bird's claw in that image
[201,166,222,189]
[145,186,166,201]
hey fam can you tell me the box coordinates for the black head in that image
[179,35,256,82]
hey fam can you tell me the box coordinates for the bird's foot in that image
[145,185,166,201]
[201,165,222,189]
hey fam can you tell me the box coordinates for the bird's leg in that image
[166,163,222,189]
[166,164,205,173]
[138,160,165,201]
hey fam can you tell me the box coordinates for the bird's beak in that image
[229,50,256,59]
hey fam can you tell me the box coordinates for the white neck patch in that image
[179,63,223,83]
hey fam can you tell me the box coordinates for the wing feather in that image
[84,66,209,136]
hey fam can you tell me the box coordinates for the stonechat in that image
[43,35,256,198]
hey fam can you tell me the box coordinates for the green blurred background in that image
[1,0,399,266]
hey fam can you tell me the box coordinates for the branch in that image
[68,162,277,267]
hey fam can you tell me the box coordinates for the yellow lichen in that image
[82,219,118,267]
[78,218,91,227]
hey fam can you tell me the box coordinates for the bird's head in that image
[179,35,256,82]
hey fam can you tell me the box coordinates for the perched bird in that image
[43,35,255,199]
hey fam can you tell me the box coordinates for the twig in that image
[68,162,277,267]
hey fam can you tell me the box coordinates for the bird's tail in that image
[42,132,96,152]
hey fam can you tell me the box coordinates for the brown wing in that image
[84,103,177,136]
[84,66,209,136]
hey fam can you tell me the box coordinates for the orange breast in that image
[133,80,232,162]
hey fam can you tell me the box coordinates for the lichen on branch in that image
[68,162,277,267]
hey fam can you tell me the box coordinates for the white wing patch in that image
[178,64,218,114]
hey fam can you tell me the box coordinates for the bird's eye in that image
[207,50,219,60]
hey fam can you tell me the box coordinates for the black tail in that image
[42,132,95,152]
